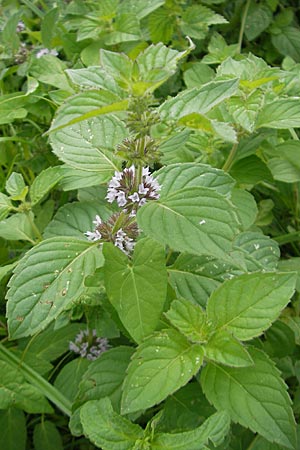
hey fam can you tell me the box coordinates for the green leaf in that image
[25,323,83,362]
[159,79,239,120]
[230,156,273,188]
[233,232,280,271]
[121,329,204,414]
[271,27,300,62]
[103,238,167,343]
[30,167,63,205]
[0,92,27,125]
[6,172,27,200]
[0,360,53,413]
[158,382,214,432]
[201,347,296,449]
[41,7,59,48]
[256,98,300,129]
[75,346,134,412]
[180,5,227,40]
[105,13,141,45]
[148,7,175,44]
[118,0,165,19]
[0,262,18,283]
[230,189,258,231]
[245,4,273,41]
[155,163,235,197]
[183,63,215,88]
[205,330,253,367]
[151,411,230,450]
[227,91,263,132]
[66,67,123,96]
[29,55,71,91]
[0,193,13,221]
[137,187,241,260]
[44,201,113,240]
[33,421,63,450]
[80,398,144,450]
[50,115,127,172]
[0,213,36,243]
[165,298,210,343]
[0,408,26,450]
[206,272,296,341]
[49,90,126,132]
[54,358,90,402]
[168,255,221,307]
[267,140,300,183]
[7,237,104,339]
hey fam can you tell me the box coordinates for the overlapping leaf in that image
[7,237,104,338]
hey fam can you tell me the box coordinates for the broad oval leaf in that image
[50,115,127,172]
[0,408,26,450]
[80,398,144,450]
[33,421,63,450]
[121,329,204,414]
[103,238,167,343]
[151,411,230,450]
[201,347,296,449]
[206,272,296,341]
[30,167,63,206]
[7,237,104,339]
[156,163,235,197]
[137,187,241,260]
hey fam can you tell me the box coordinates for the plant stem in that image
[222,143,238,172]
[274,231,300,245]
[0,343,72,416]
[26,211,43,242]
[237,0,251,54]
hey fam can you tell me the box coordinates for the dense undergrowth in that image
[1,1,300,449]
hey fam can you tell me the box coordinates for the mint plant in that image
[1,1,300,449]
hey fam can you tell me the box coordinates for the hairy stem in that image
[222,143,238,172]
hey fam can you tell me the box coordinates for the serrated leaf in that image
[44,202,113,240]
[256,98,300,129]
[121,329,204,414]
[137,186,241,260]
[0,213,36,243]
[49,90,126,132]
[75,346,134,412]
[159,79,238,120]
[201,347,296,449]
[156,163,235,197]
[151,411,230,450]
[33,421,63,450]
[81,398,144,450]
[118,0,164,19]
[205,330,253,367]
[0,361,53,413]
[7,237,104,339]
[0,408,26,450]
[206,272,296,341]
[168,256,220,307]
[165,298,209,343]
[66,67,123,96]
[30,167,62,205]
[29,55,71,91]
[50,115,127,172]
[105,13,141,45]
[180,5,227,40]
[233,232,280,271]
[103,238,167,343]
[149,7,174,43]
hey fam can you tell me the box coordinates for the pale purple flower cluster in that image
[69,329,110,361]
[106,166,161,215]
[85,215,102,242]
[16,21,25,32]
[114,228,135,254]
[36,48,58,59]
